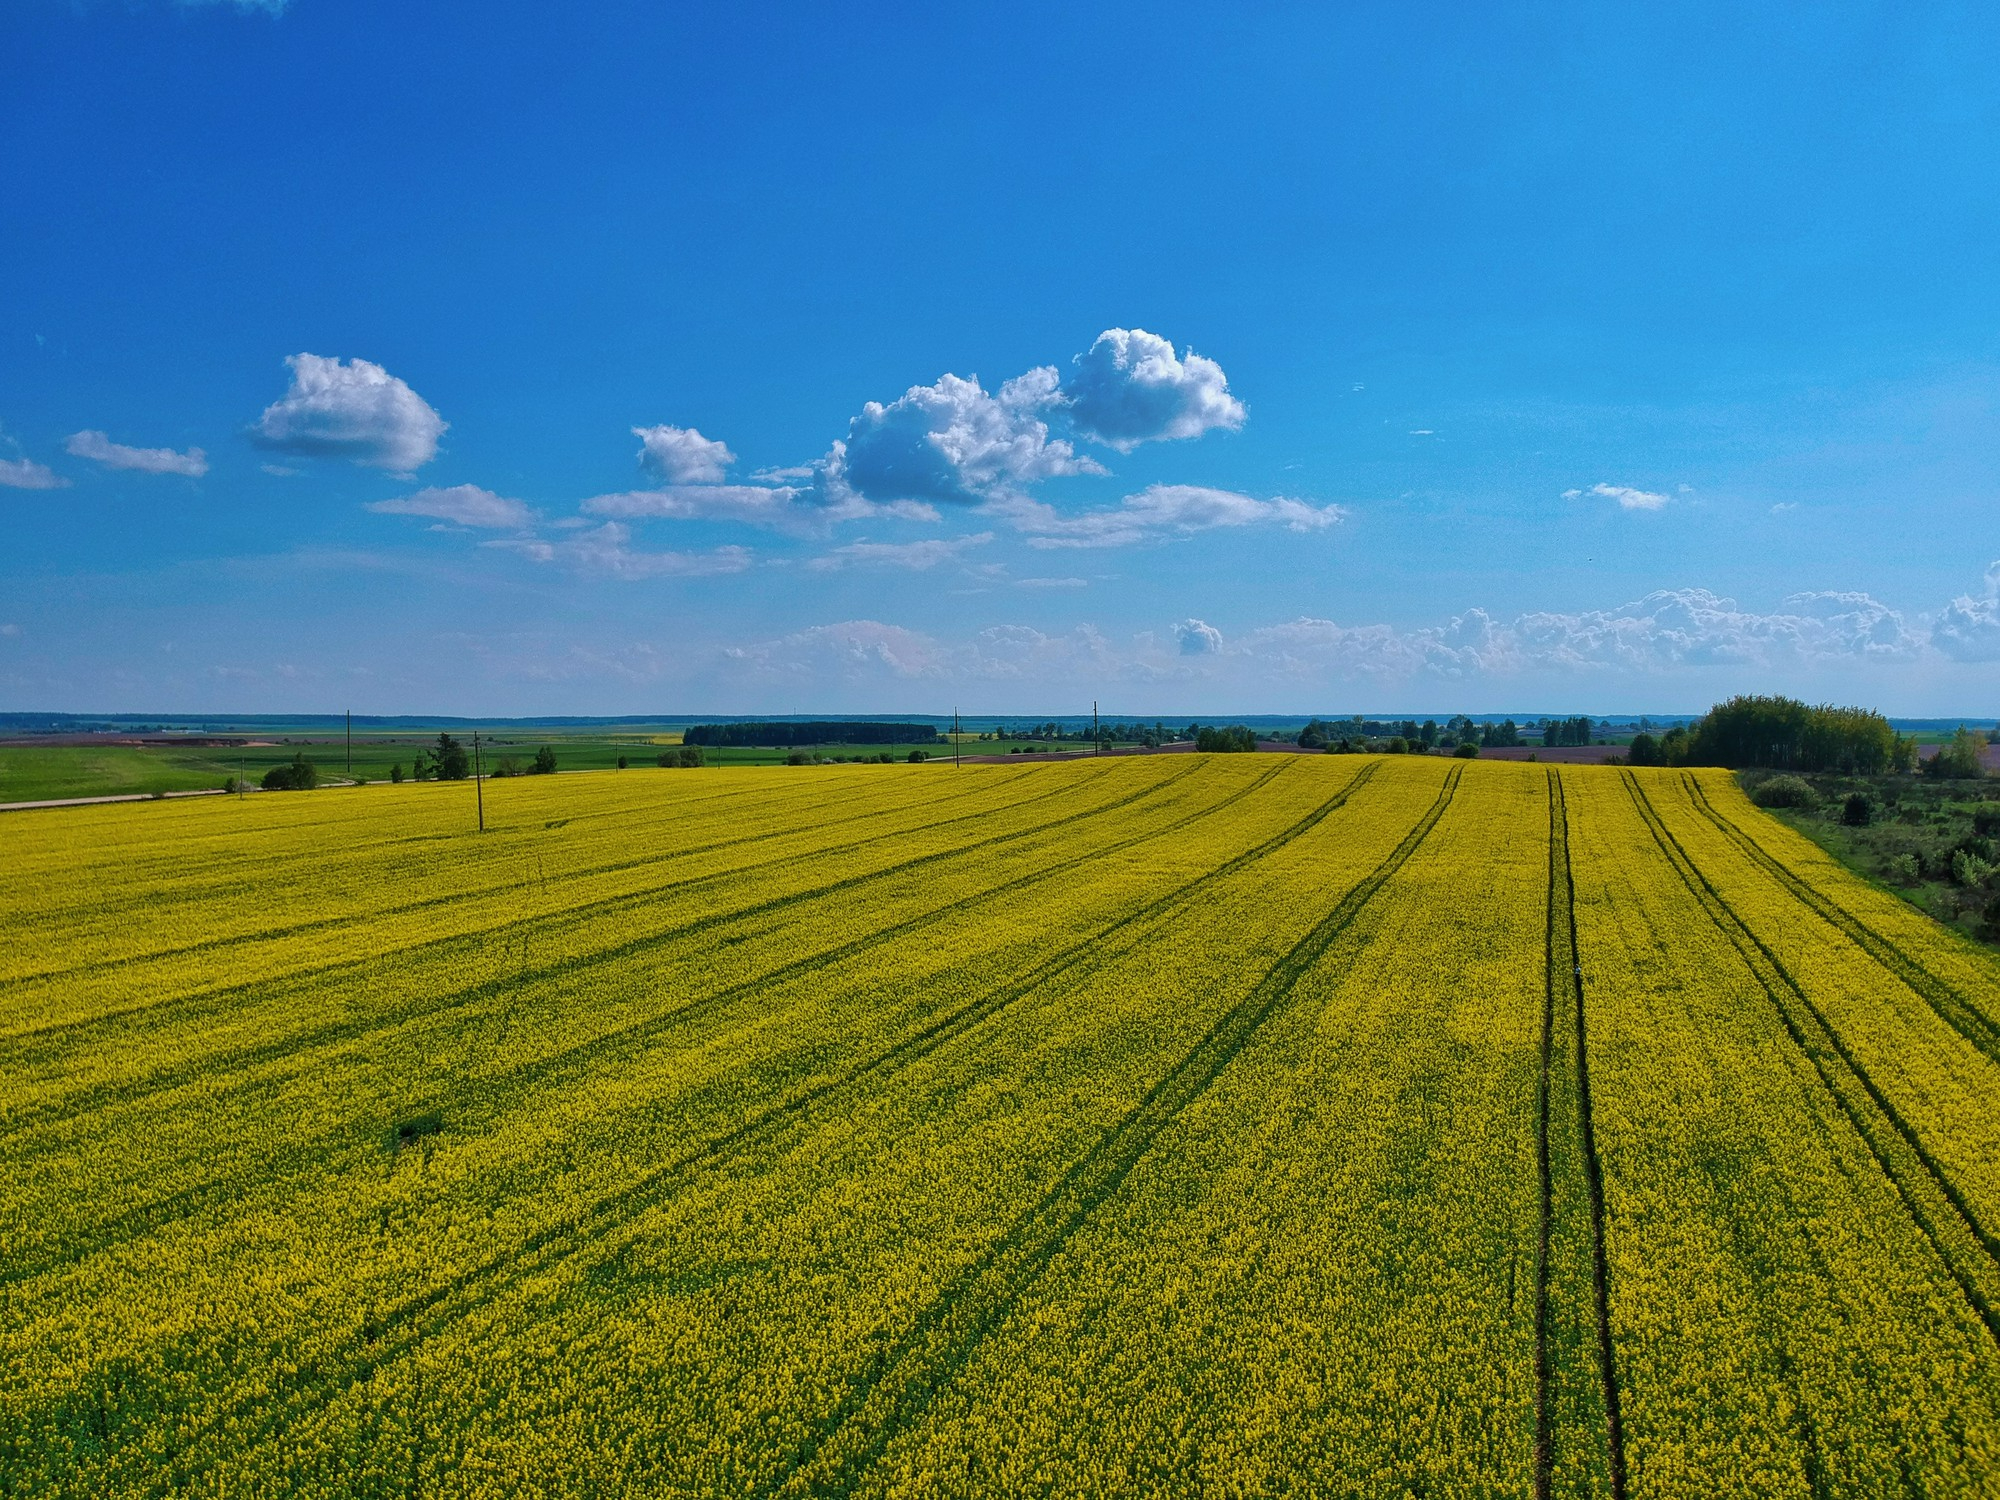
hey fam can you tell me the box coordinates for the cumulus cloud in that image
[840,368,1103,506]
[723,619,950,680]
[634,424,734,484]
[1005,484,1345,549]
[1174,618,1224,655]
[64,430,208,477]
[1229,587,1921,681]
[0,457,67,490]
[368,484,534,529]
[806,533,994,572]
[250,354,446,471]
[1932,562,2000,661]
[1064,328,1245,451]
[1572,482,1670,511]
[485,523,752,581]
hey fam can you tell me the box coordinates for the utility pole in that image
[238,753,244,799]
[346,710,351,776]
[1094,700,1100,756]
[953,707,961,768]
[472,730,485,833]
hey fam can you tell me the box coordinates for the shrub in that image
[1751,775,1818,810]
[1385,737,1409,755]
[678,745,704,768]
[1627,732,1662,767]
[1972,804,2000,837]
[491,757,522,778]
[1454,741,1480,759]
[260,752,319,792]
[907,749,929,762]
[1886,853,1920,884]
[1841,793,1874,827]
[616,754,628,769]
[530,746,558,775]
[787,749,811,765]
[1952,847,1994,888]
[390,763,404,784]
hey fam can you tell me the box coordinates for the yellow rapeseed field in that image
[4,755,1999,1496]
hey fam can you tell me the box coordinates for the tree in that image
[1454,741,1480,759]
[1689,696,1898,773]
[1925,726,1988,780]
[530,746,558,775]
[390,763,405,784]
[260,751,319,791]
[616,754,628,769]
[679,745,704,768]
[1196,725,1256,753]
[433,733,470,781]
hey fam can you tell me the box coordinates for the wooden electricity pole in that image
[1094,700,1100,756]
[472,730,485,832]
[954,707,961,768]
[346,710,351,775]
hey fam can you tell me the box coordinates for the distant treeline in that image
[682,721,941,748]
[1631,695,1912,773]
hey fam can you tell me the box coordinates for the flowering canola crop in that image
[3,756,1999,1496]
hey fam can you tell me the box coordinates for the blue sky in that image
[5,1,2000,716]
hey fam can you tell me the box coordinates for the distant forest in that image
[682,721,941,747]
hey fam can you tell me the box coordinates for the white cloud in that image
[250,353,446,471]
[582,484,809,529]
[1933,562,2000,662]
[261,463,300,477]
[0,457,67,490]
[1018,576,1088,589]
[368,484,534,529]
[723,619,950,680]
[485,522,752,581]
[64,430,209,477]
[633,424,734,484]
[1174,618,1224,656]
[1230,587,1921,681]
[0,623,19,637]
[1064,328,1245,451]
[840,368,1102,505]
[1577,482,1670,511]
[807,533,994,572]
[1005,484,1345,549]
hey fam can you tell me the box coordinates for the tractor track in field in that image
[756,767,1460,1500]
[1534,775,1558,1499]
[1,762,1204,1143]
[3,766,1060,1039]
[4,761,1320,1286]
[1623,773,2000,1349]
[1546,771,1629,1500]
[1681,776,2000,1067]
[160,762,1395,1470]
